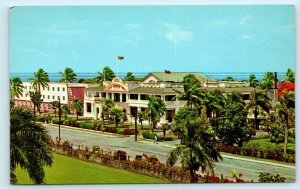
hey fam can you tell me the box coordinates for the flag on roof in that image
[117,56,124,60]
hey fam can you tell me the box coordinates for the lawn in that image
[15,153,168,184]
[247,138,295,151]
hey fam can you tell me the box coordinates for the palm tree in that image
[124,72,135,81]
[96,66,115,85]
[277,91,295,154]
[29,68,50,93]
[206,89,225,118]
[61,104,69,120]
[148,96,166,132]
[29,91,43,120]
[260,72,275,89]
[71,99,83,120]
[246,90,271,130]
[50,101,60,115]
[10,107,53,184]
[137,111,147,129]
[101,98,115,123]
[224,76,234,81]
[59,67,77,105]
[174,74,202,109]
[249,74,259,88]
[167,107,222,183]
[111,106,124,127]
[284,68,295,83]
[10,77,24,105]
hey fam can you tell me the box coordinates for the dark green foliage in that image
[268,122,284,144]
[284,68,295,83]
[124,72,135,81]
[79,122,94,129]
[259,172,286,182]
[97,66,115,85]
[260,72,275,89]
[211,92,254,147]
[142,131,157,139]
[223,76,234,81]
[10,107,53,184]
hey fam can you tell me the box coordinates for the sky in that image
[10,5,294,73]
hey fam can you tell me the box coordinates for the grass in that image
[248,138,295,151]
[15,153,168,184]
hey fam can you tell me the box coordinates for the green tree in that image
[61,104,69,120]
[111,106,124,127]
[10,77,24,105]
[148,96,166,132]
[101,98,115,123]
[29,91,43,119]
[124,72,135,81]
[50,101,60,115]
[260,72,275,89]
[249,74,259,88]
[284,68,295,83]
[59,67,77,105]
[206,89,225,118]
[29,68,50,93]
[224,76,234,81]
[174,74,203,109]
[71,99,83,120]
[10,107,53,184]
[167,107,222,183]
[137,111,147,130]
[96,66,115,85]
[246,90,271,130]
[211,92,254,146]
[277,91,295,154]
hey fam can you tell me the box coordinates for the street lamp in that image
[58,96,61,141]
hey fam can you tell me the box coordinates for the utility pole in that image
[135,112,138,142]
[58,96,61,141]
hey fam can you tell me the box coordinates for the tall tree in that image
[224,76,234,81]
[10,107,53,184]
[260,72,275,89]
[137,111,147,130]
[174,74,203,109]
[59,67,77,105]
[50,101,60,115]
[29,68,50,93]
[206,89,225,118]
[246,90,271,130]
[211,92,254,146]
[96,66,115,85]
[249,74,259,88]
[167,107,222,183]
[124,72,135,81]
[29,91,43,119]
[148,96,166,132]
[71,99,83,120]
[61,104,69,120]
[10,77,24,105]
[284,68,295,83]
[277,91,295,154]
[111,106,124,127]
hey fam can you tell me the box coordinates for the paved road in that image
[44,124,295,182]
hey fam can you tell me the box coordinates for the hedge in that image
[79,122,94,129]
[143,131,157,139]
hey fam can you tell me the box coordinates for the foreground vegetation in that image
[16,153,167,184]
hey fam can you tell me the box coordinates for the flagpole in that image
[117,58,119,77]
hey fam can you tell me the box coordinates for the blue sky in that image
[10,5,294,73]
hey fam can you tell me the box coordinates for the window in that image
[48,95,50,99]
[42,95,45,99]
[165,95,176,101]
[25,93,28,97]
[95,92,100,97]
[140,94,149,100]
[29,86,31,90]
[57,87,60,91]
[101,92,106,98]
[130,94,138,100]
[122,93,126,102]
[62,87,65,91]
[48,87,50,91]
[86,103,92,113]
[63,96,65,100]
[42,87,45,91]
[52,96,55,100]
[52,87,55,91]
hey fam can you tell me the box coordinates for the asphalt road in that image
[43,124,295,182]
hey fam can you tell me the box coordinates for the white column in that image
[120,93,123,102]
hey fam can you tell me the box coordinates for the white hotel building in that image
[83,72,254,125]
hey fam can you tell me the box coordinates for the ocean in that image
[10,72,286,82]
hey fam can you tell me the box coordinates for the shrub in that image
[79,122,94,129]
[288,128,295,143]
[63,120,70,126]
[52,117,60,124]
[142,131,157,139]
[258,172,286,182]
[116,128,124,134]
[268,122,284,144]
[92,145,100,152]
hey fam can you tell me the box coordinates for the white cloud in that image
[238,15,255,26]
[159,22,193,43]
[240,34,256,40]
